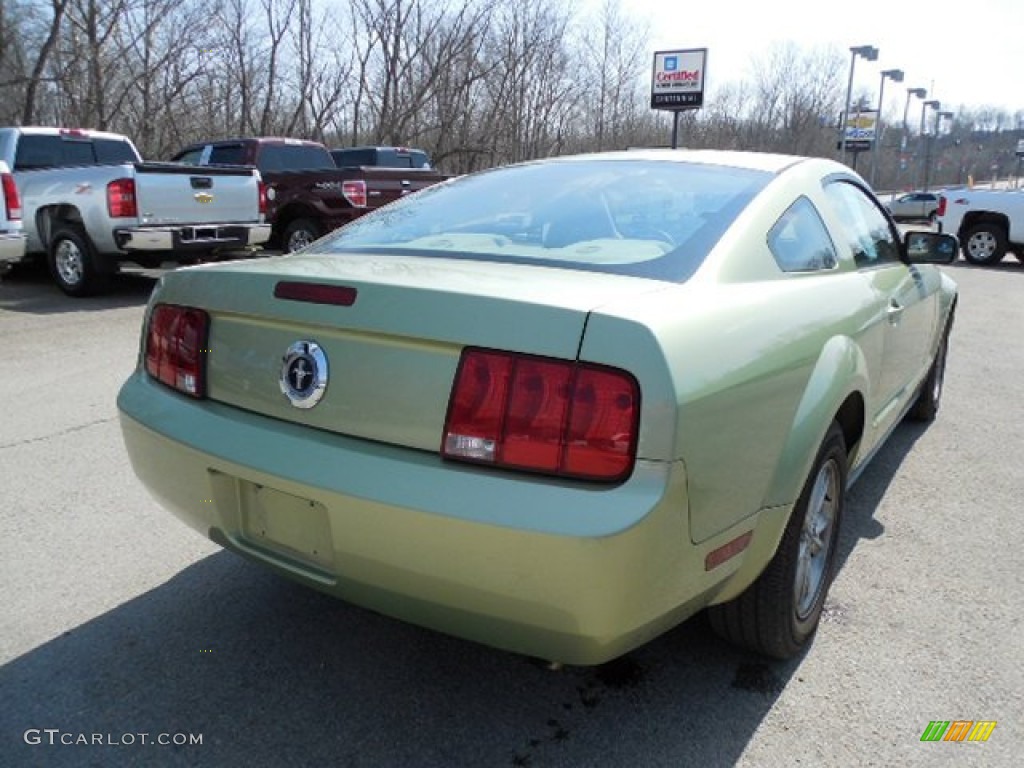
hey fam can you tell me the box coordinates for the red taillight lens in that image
[144,304,209,397]
[936,196,946,217]
[442,348,640,482]
[107,178,137,218]
[561,367,640,479]
[1,172,20,220]
[342,180,367,208]
[258,180,268,216]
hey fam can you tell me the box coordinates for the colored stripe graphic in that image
[920,720,997,742]
[921,721,949,741]
[944,721,973,742]
[967,722,997,742]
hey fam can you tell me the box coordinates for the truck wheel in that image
[48,226,106,297]
[283,219,321,253]
[708,422,846,659]
[961,222,1008,265]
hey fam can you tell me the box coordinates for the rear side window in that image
[209,144,247,166]
[768,197,838,272]
[174,148,205,165]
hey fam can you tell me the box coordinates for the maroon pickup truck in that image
[171,138,449,252]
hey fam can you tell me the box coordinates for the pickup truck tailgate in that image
[363,168,451,208]
[134,163,261,225]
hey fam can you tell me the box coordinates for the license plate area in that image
[183,226,221,242]
[238,481,334,570]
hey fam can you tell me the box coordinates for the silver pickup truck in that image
[0,160,26,274]
[0,127,271,295]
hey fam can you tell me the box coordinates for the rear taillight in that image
[1,172,21,220]
[442,348,640,482]
[936,195,946,217]
[107,178,137,218]
[342,180,367,208]
[144,304,209,398]
[258,180,268,216]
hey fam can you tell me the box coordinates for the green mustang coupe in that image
[118,150,958,665]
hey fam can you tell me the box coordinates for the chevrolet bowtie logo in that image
[194,192,214,204]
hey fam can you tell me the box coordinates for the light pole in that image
[871,68,903,187]
[920,99,940,190]
[897,87,926,190]
[903,87,927,135]
[925,110,954,191]
[838,45,878,161]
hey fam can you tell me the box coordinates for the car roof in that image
[541,148,809,174]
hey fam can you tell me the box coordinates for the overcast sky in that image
[614,0,1023,117]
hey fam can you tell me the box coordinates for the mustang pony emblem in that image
[279,341,328,409]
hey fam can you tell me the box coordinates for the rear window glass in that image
[332,149,373,167]
[317,158,770,282]
[93,139,137,164]
[258,144,334,172]
[333,148,431,168]
[14,135,134,169]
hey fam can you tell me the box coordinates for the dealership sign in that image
[842,110,878,152]
[651,49,707,110]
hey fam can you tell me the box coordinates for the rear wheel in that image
[708,422,846,659]
[961,222,1008,265]
[48,226,106,296]
[282,218,322,253]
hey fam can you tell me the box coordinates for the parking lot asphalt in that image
[0,257,1021,767]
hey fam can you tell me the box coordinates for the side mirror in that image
[904,231,958,265]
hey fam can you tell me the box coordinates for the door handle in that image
[887,299,904,324]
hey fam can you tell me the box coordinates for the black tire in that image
[282,218,322,254]
[961,222,1008,265]
[48,226,106,297]
[927,210,937,225]
[708,422,847,659]
[907,314,953,422]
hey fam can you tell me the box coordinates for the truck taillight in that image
[936,196,946,217]
[342,180,367,208]
[1,172,21,220]
[145,304,209,398]
[258,180,268,216]
[442,348,640,482]
[107,178,137,218]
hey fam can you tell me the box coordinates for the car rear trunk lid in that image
[157,253,667,453]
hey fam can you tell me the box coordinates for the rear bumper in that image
[0,231,27,266]
[117,372,756,664]
[114,223,272,252]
